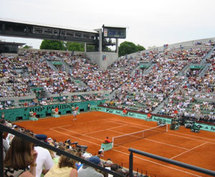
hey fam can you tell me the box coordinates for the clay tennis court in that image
[15,111,215,177]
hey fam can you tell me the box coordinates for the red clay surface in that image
[15,111,215,177]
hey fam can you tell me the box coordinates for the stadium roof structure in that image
[0,41,25,53]
[0,19,99,45]
[0,18,97,34]
[0,41,25,46]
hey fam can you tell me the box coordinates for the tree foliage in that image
[136,44,145,51]
[39,40,145,56]
[119,41,145,57]
[86,45,96,52]
[40,40,95,52]
[40,40,65,50]
[66,42,84,52]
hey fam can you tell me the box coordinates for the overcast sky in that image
[0,0,215,49]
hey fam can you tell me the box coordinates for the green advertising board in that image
[152,116,172,124]
[97,107,215,133]
[195,122,215,132]
[0,100,106,122]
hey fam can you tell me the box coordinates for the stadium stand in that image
[1,38,215,177]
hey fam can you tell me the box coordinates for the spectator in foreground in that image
[35,146,54,177]
[34,134,54,177]
[98,148,105,158]
[4,136,38,177]
[78,156,104,177]
[3,131,9,160]
[0,119,10,160]
[44,149,78,177]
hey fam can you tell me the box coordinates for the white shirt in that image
[35,146,54,177]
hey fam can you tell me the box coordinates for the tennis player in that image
[73,110,78,120]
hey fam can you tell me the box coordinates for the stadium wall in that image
[86,52,118,70]
[0,100,105,122]
[96,106,215,133]
[150,37,215,51]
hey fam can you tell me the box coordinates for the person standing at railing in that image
[3,130,9,160]
[0,119,10,160]
[4,136,38,177]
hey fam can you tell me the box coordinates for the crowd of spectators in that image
[1,40,215,177]
[108,46,214,116]
[0,42,215,123]
[158,46,215,122]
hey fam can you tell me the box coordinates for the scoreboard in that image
[103,25,126,39]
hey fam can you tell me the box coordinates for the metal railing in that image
[129,148,215,177]
[0,124,124,177]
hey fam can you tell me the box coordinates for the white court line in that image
[170,142,208,160]
[168,131,215,143]
[49,118,127,131]
[114,120,151,129]
[107,117,214,144]
[166,132,215,144]
[51,118,214,145]
[50,116,150,136]
[52,118,212,158]
[110,115,215,143]
[52,127,201,177]
[109,129,189,150]
[85,125,127,135]
[79,112,214,143]
[51,129,100,146]
[50,115,214,157]
[113,118,214,144]
[49,115,212,176]
[112,148,202,177]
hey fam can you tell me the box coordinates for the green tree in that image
[87,45,96,52]
[66,42,84,52]
[118,41,145,57]
[40,40,65,50]
[136,44,145,51]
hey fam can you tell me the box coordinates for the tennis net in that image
[112,124,168,147]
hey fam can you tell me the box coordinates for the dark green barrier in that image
[101,143,113,151]
[0,100,106,122]
[195,122,215,132]
[152,116,172,124]
[97,107,215,133]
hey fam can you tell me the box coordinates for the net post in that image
[112,137,114,147]
[166,124,168,132]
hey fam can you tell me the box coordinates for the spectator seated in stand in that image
[45,149,78,177]
[78,156,104,177]
[98,148,105,158]
[34,134,54,177]
[35,134,48,143]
